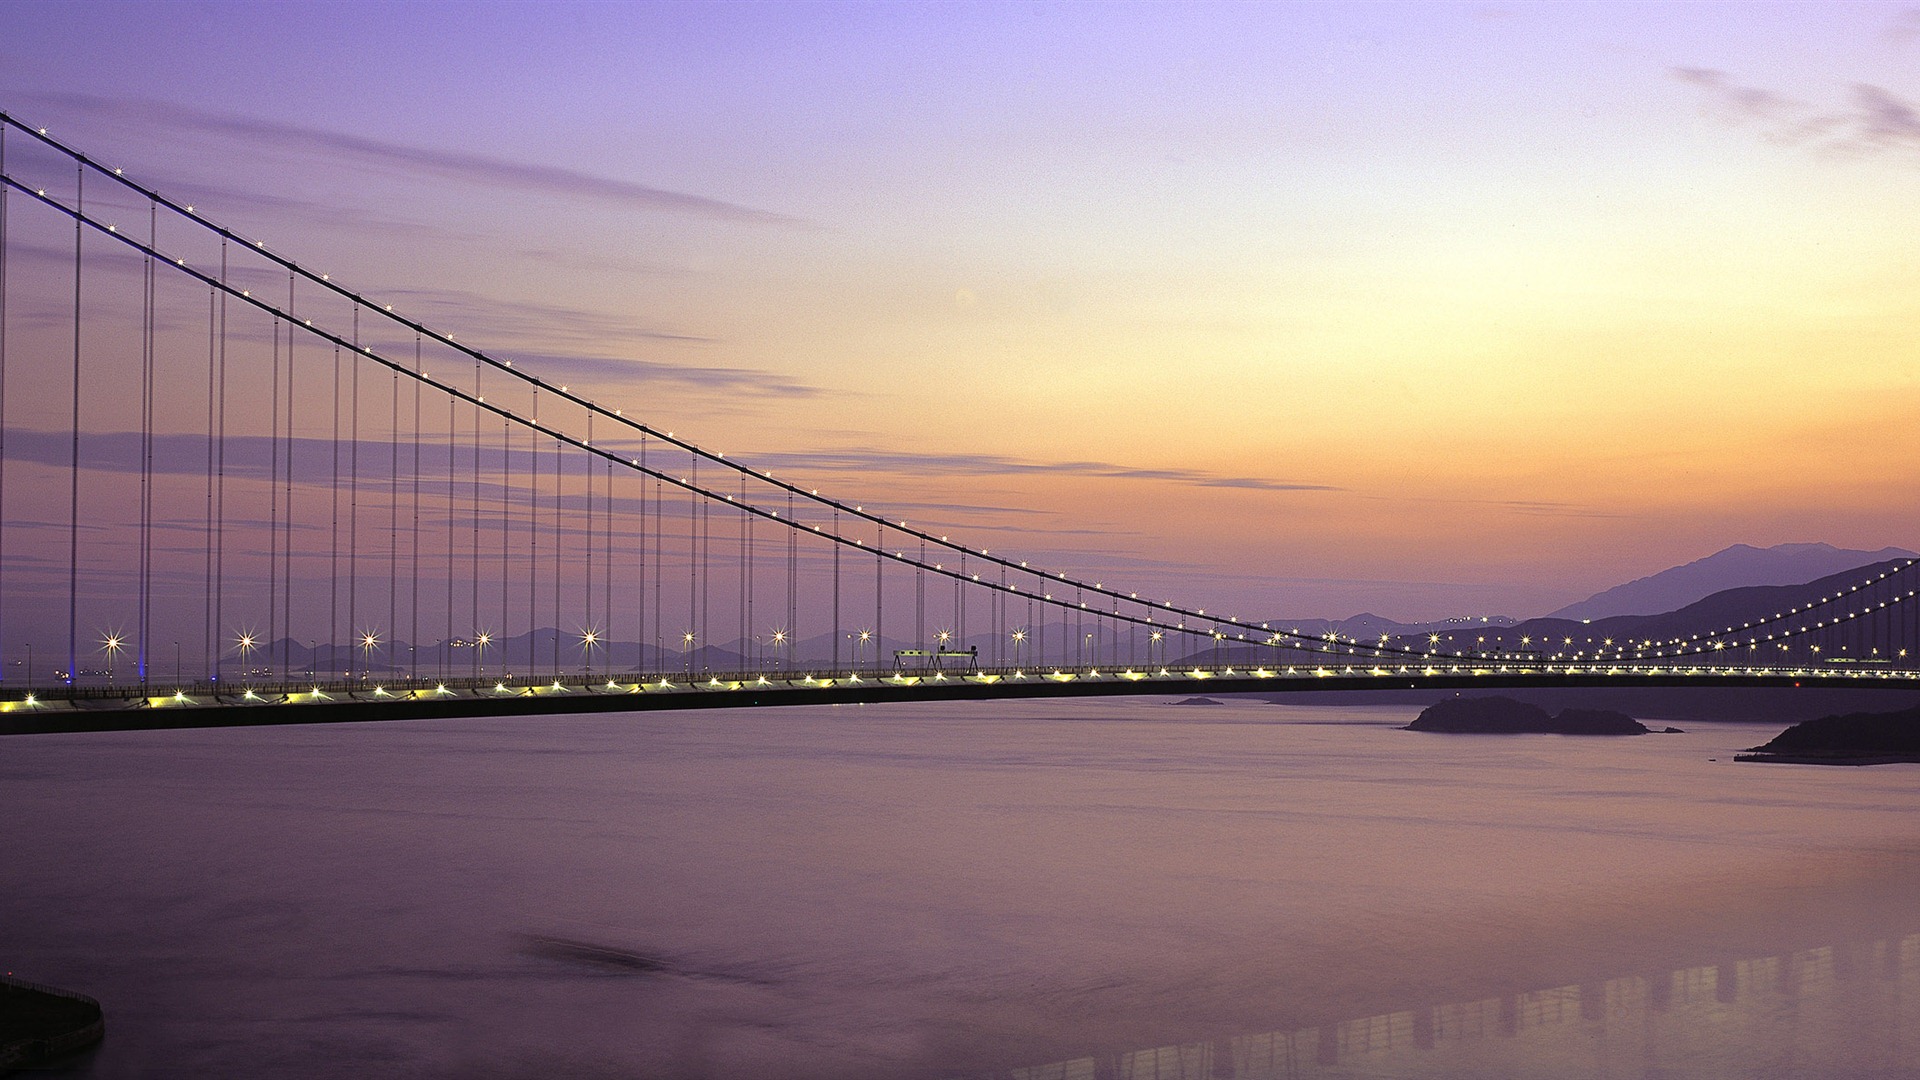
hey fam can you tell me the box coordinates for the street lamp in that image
[101,633,125,684]
[474,631,492,678]
[234,632,257,678]
[579,628,599,678]
[359,631,380,681]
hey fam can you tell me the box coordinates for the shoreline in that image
[0,975,103,1073]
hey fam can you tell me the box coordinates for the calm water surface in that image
[2,698,1917,1078]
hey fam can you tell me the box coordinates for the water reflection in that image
[984,933,1920,1079]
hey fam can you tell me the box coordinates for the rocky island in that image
[1406,697,1652,735]
[1736,704,1920,765]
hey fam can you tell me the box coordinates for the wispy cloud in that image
[1672,67,1920,158]
[36,93,802,226]
[500,351,818,397]
[742,447,1339,492]
[1887,8,1920,43]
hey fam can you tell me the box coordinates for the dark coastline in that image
[1736,704,1920,765]
[0,975,103,1073]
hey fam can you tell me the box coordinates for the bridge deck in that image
[4,663,1918,735]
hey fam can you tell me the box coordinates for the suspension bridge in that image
[0,113,1916,734]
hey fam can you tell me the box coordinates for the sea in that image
[2,697,1917,1079]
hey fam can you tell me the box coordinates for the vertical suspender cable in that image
[959,553,967,653]
[139,199,156,682]
[348,309,360,677]
[499,413,509,676]
[1037,588,1045,668]
[529,387,539,674]
[470,360,481,674]
[604,455,613,673]
[551,428,561,675]
[639,435,650,670]
[740,473,749,668]
[330,343,342,677]
[445,392,456,677]
[411,333,421,678]
[283,273,296,677]
[205,291,218,680]
[268,315,280,680]
[785,492,796,670]
[214,241,228,680]
[388,354,398,674]
[0,123,7,680]
[783,488,791,664]
[999,566,1007,666]
[651,442,663,673]
[831,509,841,671]
[688,456,699,671]
[67,163,83,685]
[585,413,595,659]
[699,459,710,672]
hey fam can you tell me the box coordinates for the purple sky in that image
[4,1,1919,623]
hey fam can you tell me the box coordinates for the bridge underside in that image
[4,668,1918,736]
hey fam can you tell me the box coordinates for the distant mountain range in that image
[1413,556,1914,658]
[1547,543,1917,622]
[1186,546,1916,668]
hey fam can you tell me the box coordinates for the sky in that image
[3,0,1918,622]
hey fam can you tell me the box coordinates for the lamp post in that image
[235,633,257,680]
[102,634,125,684]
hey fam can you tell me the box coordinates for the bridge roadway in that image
[3,661,1919,735]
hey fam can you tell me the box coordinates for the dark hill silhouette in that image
[1549,543,1916,621]
[1410,558,1914,660]
[1738,704,1920,764]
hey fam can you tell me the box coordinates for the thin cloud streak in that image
[745,448,1340,492]
[503,351,818,397]
[38,93,803,226]
[1673,67,1920,158]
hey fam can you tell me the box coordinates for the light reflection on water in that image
[1,697,1917,1078]
[987,933,1920,1079]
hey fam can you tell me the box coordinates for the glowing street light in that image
[358,631,380,680]
[579,628,600,677]
[100,633,125,684]
[234,632,258,678]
